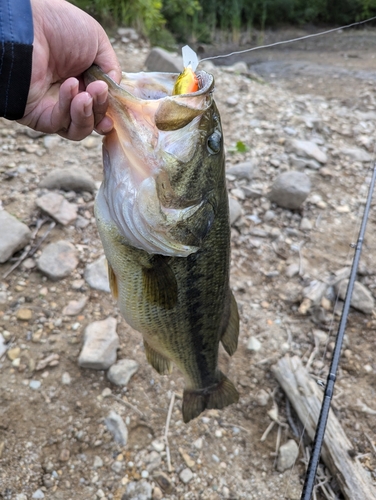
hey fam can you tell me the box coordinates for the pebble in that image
[277,439,299,472]
[145,47,181,73]
[37,240,78,281]
[341,147,372,162]
[105,410,128,446]
[78,317,119,370]
[0,210,31,263]
[0,334,6,359]
[36,192,78,226]
[123,479,152,500]
[59,448,70,461]
[228,197,242,225]
[226,160,257,181]
[16,308,32,321]
[179,467,193,484]
[107,358,139,386]
[29,380,41,390]
[152,486,163,500]
[269,171,311,209]
[247,337,262,351]
[193,437,203,449]
[153,471,173,493]
[43,135,60,149]
[39,167,96,192]
[93,456,104,468]
[32,490,45,499]
[61,372,72,385]
[16,495,28,500]
[7,347,21,361]
[62,297,88,316]
[286,139,327,164]
[335,279,374,314]
[84,255,111,293]
[300,217,313,230]
[151,439,165,452]
[255,389,270,406]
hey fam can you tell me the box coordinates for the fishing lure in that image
[172,45,200,95]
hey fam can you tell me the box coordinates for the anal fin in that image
[144,340,172,375]
[107,262,118,300]
[221,291,239,356]
[142,255,178,310]
[182,372,239,423]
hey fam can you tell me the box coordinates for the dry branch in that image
[272,355,376,500]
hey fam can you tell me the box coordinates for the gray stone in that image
[229,197,242,225]
[105,410,128,446]
[36,192,77,226]
[62,297,88,316]
[37,240,78,281]
[269,171,311,209]
[93,456,103,468]
[0,333,7,359]
[84,255,110,292]
[341,147,373,162]
[277,440,299,472]
[43,135,60,149]
[226,161,257,181]
[286,139,327,164]
[16,495,28,500]
[145,47,181,73]
[122,480,152,500]
[78,317,119,370]
[247,337,261,351]
[32,491,45,499]
[335,280,374,314]
[0,210,31,263]
[107,359,139,386]
[179,468,193,484]
[289,154,321,170]
[39,167,96,192]
[300,217,313,230]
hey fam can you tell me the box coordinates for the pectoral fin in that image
[144,340,172,375]
[142,255,178,309]
[221,291,239,356]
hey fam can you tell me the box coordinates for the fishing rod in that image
[300,163,376,500]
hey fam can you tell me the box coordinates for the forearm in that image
[0,0,34,119]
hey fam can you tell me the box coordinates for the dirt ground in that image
[1,27,376,500]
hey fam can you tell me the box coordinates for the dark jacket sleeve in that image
[0,0,33,120]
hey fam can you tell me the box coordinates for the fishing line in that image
[200,16,376,64]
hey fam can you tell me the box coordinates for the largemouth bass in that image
[85,64,239,423]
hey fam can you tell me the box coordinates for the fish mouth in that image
[85,65,218,257]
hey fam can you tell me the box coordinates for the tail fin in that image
[182,373,239,423]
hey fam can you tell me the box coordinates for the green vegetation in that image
[70,0,376,45]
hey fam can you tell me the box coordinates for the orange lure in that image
[172,66,199,95]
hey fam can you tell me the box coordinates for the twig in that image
[260,421,275,442]
[110,394,145,418]
[365,433,376,456]
[164,391,175,473]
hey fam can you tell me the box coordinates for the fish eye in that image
[207,131,221,154]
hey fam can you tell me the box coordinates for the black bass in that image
[85,64,239,423]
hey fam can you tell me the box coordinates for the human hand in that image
[18,0,121,140]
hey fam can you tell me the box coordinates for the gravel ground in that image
[0,27,376,500]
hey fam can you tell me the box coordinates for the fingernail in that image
[97,91,107,106]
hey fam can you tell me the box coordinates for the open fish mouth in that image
[85,66,217,257]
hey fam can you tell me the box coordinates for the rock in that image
[84,255,110,293]
[43,135,60,149]
[335,280,374,314]
[145,47,182,73]
[286,139,327,164]
[179,467,193,484]
[62,297,88,316]
[151,440,165,452]
[277,439,299,472]
[0,210,31,263]
[228,197,242,225]
[39,167,96,192]
[29,380,41,390]
[61,372,71,385]
[32,490,45,499]
[152,486,163,500]
[36,192,77,225]
[107,359,139,386]
[226,161,257,181]
[269,171,311,209]
[105,410,128,446]
[247,337,261,351]
[341,147,372,162]
[16,495,28,500]
[193,437,203,449]
[153,471,173,493]
[0,334,7,359]
[37,240,78,281]
[93,456,103,468]
[289,154,321,170]
[300,217,313,230]
[16,308,32,321]
[78,317,119,370]
[122,480,152,500]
